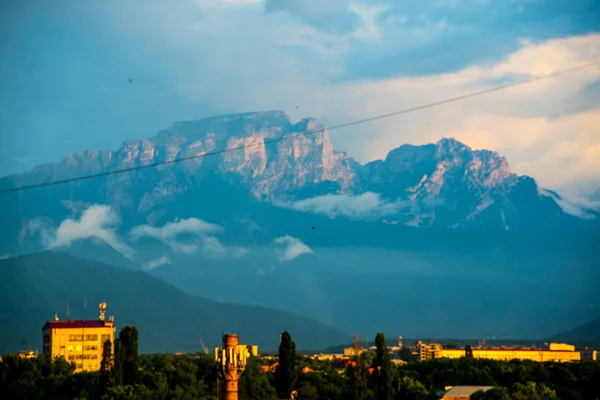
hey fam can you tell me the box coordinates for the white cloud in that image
[273,235,313,261]
[158,10,600,190]
[130,217,248,258]
[130,217,222,254]
[0,254,13,260]
[47,205,134,259]
[279,192,406,219]
[200,236,249,259]
[144,256,171,270]
[312,35,600,190]
[542,188,600,219]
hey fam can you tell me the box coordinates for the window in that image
[85,345,98,351]
[84,334,98,341]
[68,335,83,342]
[43,334,51,344]
[101,334,111,344]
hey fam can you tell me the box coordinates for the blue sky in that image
[1,0,599,191]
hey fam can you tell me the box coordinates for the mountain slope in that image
[0,252,348,354]
[550,317,600,344]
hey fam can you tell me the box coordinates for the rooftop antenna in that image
[99,303,107,321]
[67,302,70,320]
[54,313,59,321]
[84,297,87,319]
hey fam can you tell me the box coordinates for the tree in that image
[397,376,429,400]
[118,326,139,386]
[346,334,366,400]
[99,339,113,392]
[239,357,277,400]
[465,345,474,358]
[275,331,296,400]
[371,333,393,400]
[113,338,123,386]
[471,387,510,400]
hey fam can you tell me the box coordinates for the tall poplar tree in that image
[119,325,140,386]
[275,331,297,400]
[99,339,113,391]
[372,332,393,400]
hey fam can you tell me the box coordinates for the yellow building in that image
[343,347,366,356]
[548,343,575,351]
[42,303,116,373]
[417,341,584,363]
[417,341,443,360]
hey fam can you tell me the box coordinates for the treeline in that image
[1,327,599,400]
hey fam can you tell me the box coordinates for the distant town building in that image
[416,341,594,363]
[42,303,115,373]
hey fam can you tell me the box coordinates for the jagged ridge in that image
[0,110,590,232]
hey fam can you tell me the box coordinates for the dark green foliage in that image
[346,353,367,400]
[119,326,139,386]
[100,339,113,392]
[371,333,393,400]
[275,331,296,399]
[238,356,277,400]
[113,339,123,386]
[1,327,599,400]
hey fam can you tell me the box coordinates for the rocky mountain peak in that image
[155,110,292,143]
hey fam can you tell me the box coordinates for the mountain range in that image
[0,110,598,342]
[1,111,598,237]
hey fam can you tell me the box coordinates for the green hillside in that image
[0,252,348,354]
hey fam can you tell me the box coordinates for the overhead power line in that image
[1,60,598,195]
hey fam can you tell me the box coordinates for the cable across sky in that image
[1,60,598,195]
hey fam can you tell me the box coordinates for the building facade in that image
[42,303,115,373]
[416,341,590,363]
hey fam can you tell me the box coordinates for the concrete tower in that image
[215,334,249,400]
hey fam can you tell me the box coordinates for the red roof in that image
[43,320,113,329]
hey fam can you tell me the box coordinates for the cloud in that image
[130,217,221,253]
[542,188,600,219]
[279,192,406,220]
[201,236,249,259]
[264,0,360,34]
[1,0,599,193]
[0,254,13,260]
[236,217,264,235]
[273,235,313,261]
[144,256,171,270]
[46,205,134,259]
[130,217,248,258]
[542,190,600,219]
[130,218,222,241]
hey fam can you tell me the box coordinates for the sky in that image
[1,0,599,194]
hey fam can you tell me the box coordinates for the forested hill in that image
[0,251,347,353]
